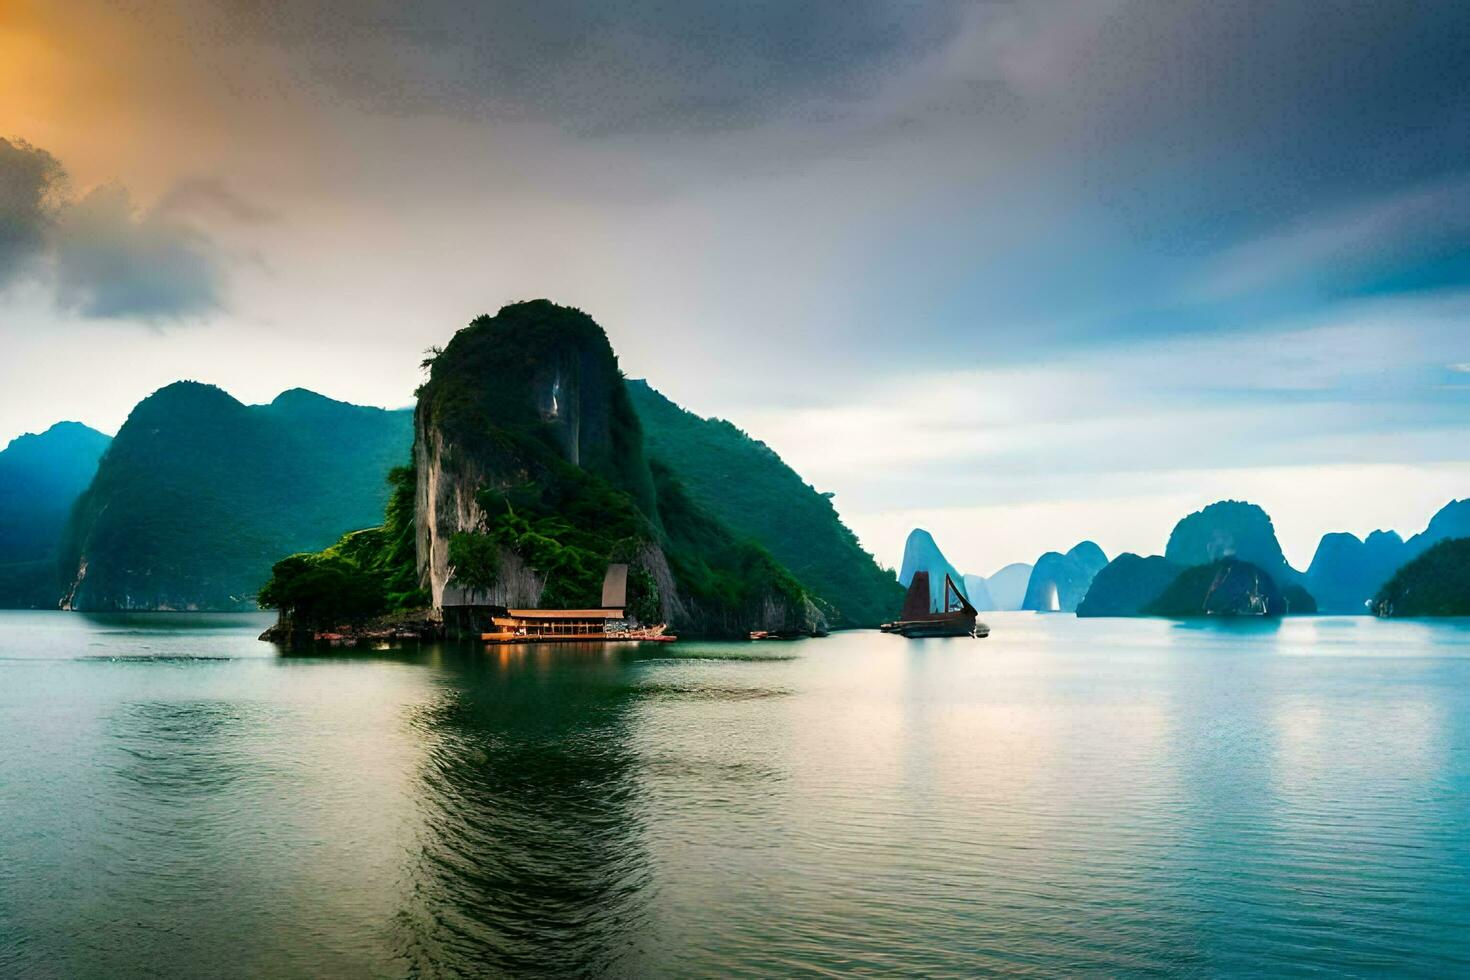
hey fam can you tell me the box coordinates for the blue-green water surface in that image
[3,611,1469,977]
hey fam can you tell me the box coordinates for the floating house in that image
[462,563,670,643]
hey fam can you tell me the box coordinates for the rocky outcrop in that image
[412,300,824,638]
[1144,558,1312,617]
[1077,554,1181,617]
[1305,530,1405,614]
[1022,542,1108,612]
[415,412,545,609]
[897,528,973,612]
[1164,500,1302,587]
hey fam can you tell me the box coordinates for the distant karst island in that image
[904,497,1470,622]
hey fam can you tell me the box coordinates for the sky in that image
[2,0,1468,574]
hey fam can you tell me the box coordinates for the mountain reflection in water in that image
[392,646,652,975]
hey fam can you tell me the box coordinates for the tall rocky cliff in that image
[413,300,823,636]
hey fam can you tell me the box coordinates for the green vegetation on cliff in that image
[627,380,899,627]
[415,301,817,634]
[1144,558,1314,617]
[1165,501,1301,586]
[420,302,658,519]
[649,461,807,631]
[453,463,651,610]
[260,464,425,629]
[61,383,412,610]
[1372,538,1470,617]
[264,301,822,636]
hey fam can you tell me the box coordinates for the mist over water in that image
[3,612,1470,976]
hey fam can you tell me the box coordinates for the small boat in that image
[880,571,989,638]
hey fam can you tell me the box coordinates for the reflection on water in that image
[3,612,1470,976]
[392,647,652,975]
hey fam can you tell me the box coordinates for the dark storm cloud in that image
[196,0,966,131]
[54,184,224,320]
[0,138,227,321]
[0,139,65,288]
[827,0,1470,357]
[1031,0,1470,251]
[195,0,1470,320]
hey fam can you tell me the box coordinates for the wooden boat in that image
[880,571,989,638]
[475,565,675,644]
[480,620,673,644]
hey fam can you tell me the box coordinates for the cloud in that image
[53,183,224,320]
[192,0,966,133]
[157,176,276,225]
[0,137,229,321]
[1183,177,1470,305]
[0,138,65,288]
[738,291,1470,523]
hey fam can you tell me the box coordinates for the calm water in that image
[3,612,1470,977]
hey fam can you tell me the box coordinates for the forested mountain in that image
[1079,500,1316,617]
[1145,558,1315,617]
[1306,530,1407,613]
[0,422,111,607]
[1165,501,1301,585]
[628,380,900,627]
[1306,500,1470,613]
[60,383,412,610]
[266,301,825,637]
[1372,538,1470,617]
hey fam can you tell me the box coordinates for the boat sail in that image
[881,571,989,638]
